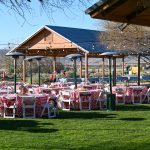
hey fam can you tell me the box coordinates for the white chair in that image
[16,89,21,94]
[60,91,74,111]
[0,103,3,117]
[144,88,150,103]
[96,90,106,109]
[70,85,75,90]
[115,87,126,104]
[3,95,17,118]
[131,89,143,104]
[79,92,92,110]
[21,96,36,118]
[6,86,13,94]
[40,95,59,118]
[28,88,34,94]
[147,89,150,103]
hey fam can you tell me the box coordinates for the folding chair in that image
[60,91,74,111]
[144,88,150,103]
[115,87,126,104]
[96,90,106,109]
[40,95,60,118]
[79,92,92,110]
[3,95,17,118]
[131,89,143,104]
[21,96,36,118]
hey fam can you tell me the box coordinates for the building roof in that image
[46,25,107,53]
[86,0,150,27]
[7,25,122,58]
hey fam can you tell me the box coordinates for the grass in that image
[1,105,150,149]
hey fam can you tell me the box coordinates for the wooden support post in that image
[53,57,56,72]
[14,58,17,93]
[85,53,88,81]
[102,57,105,78]
[113,57,116,86]
[122,57,125,76]
[80,57,82,78]
[37,60,41,86]
[108,57,112,94]
[73,58,77,89]
[29,60,32,84]
[138,54,141,86]
[23,55,26,82]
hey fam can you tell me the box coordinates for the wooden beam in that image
[85,53,88,81]
[90,0,127,17]
[126,5,148,21]
[137,54,141,86]
[101,0,127,16]
[23,55,26,82]
[80,57,82,78]
[113,57,116,86]
[122,57,125,76]
[53,57,56,72]
[102,58,105,78]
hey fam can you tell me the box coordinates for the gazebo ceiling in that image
[86,0,150,27]
[19,48,84,57]
[16,47,126,58]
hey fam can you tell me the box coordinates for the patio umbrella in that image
[65,54,83,89]
[6,52,25,93]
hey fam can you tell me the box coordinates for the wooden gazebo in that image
[7,25,126,84]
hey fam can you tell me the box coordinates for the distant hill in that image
[0,49,9,58]
[0,49,10,69]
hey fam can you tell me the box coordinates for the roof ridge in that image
[45,25,101,32]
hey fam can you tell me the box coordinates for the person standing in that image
[2,70,6,81]
[50,71,57,82]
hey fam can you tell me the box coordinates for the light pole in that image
[6,52,25,93]
[66,54,82,89]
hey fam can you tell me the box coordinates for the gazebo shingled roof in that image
[46,25,106,53]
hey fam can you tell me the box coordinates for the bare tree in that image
[100,21,150,54]
[0,0,90,19]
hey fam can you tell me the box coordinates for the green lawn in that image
[1,104,150,150]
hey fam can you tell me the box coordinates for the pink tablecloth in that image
[59,89,101,110]
[0,89,13,95]
[112,86,148,103]
[0,94,49,117]
[78,83,104,90]
[40,87,70,95]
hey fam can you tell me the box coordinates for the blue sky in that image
[0,1,103,49]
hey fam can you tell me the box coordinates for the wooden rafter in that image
[126,5,148,21]
[101,0,127,16]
